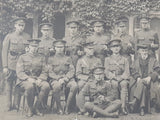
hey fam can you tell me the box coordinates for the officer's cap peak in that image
[39,23,53,29]
[92,67,105,74]
[140,14,151,22]
[53,40,66,46]
[107,38,121,47]
[115,16,128,25]
[66,18,80,25]
[91,19,105,26]
[28,38,41,42]
[83,41,95,48]
[27,38,41,47]
[137,44,149,50]
[12,17,26,24]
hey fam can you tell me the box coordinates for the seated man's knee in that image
[69,81,78,92]
[51,81,61,92]
[78,80,85,89]
[41,81,50,91]
[120,80,128,88]
[24,82,34,91]
[84,102,94,110]
[111,80,118,88]
[113,99,122,105]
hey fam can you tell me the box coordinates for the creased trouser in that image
[35,81,50,110]
[51,79,78,111]
[17,81,35,111]
[133,80,148,108]
[76,79,87,112]
[84,100,121,117]
[5,70,17,109]
[111,80,128,108]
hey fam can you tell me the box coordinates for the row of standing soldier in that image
[1,15,160,118]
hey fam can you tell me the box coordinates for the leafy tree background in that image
[1,0,160,38]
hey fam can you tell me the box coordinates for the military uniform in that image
[2,17,31,110]
[115,17,135,64]
[47,40,78,114]
[117,33,134,55]
[135,30,159,57]
[64,19,85,68]
[87,20,111,65]
[130,44,160,115]
[105,39,130,115]
[16,39,50,117]
[83,67,121,118]
[38,23,56,59]
[76,42,102,113]
[135,16,159,58]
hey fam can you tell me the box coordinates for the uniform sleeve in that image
[104,58,113,79]
[130,61,141,80]
[2,34,10,68]
[150,59,160,82]
[16,56,30,80]
[134,32,139,56]
[117,58,130,80]
[153,32,159,50]
[128,36,135,54]
[38,57,48,81]
[82,82,90,95]
[95,59,102,67]
[63,58,75,79]
[76,59,89,80]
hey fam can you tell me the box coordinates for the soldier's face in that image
[94,73,104,82]
[55,46,65,53]
[141,21,150,30]
[110,45,121,54]
[84,47,94,56]
[68,26,78,36]
[14,23,25,33]
[94,25,104,33]
[138,48,149,60]
[29,46,38,53]
[118,25,126,33]
[41,29,51,38]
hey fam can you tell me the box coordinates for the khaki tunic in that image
[48,54,75,81]
[83,79,119,109]
[2,32,30,70]
[87,33,110,64]
[64,34,85,67]
[135,29,159,57]
[76,56,102,82]
[38,37,56,57]
[16,53,48,84]
[115,33,135,56]
[105,55,130,80]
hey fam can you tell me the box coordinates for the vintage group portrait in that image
[0,0,160,120]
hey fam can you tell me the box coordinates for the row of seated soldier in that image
[1,14,160,118]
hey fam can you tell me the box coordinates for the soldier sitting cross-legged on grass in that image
[76,41,102,115]
[83,67,121,118]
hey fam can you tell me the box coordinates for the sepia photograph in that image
[0,0,160,120]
